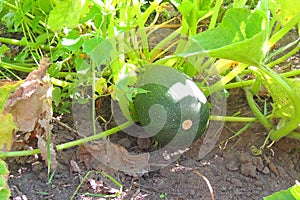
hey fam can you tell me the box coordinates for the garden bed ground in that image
[7,73,300,200]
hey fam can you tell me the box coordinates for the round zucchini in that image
[134,65,210,147]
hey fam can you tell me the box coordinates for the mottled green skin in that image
[134,66,210,147]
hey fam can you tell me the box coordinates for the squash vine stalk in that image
[257,65,300,140]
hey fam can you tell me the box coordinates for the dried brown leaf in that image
[4,58,52,132]
[77,140,150,176]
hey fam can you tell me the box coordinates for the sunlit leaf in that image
[48,0,89,31]
[181,8,268,66]
[269,0,300,26]
[95,77,107,95]
[0,113,16,151]
[52,87,61,107]
[0,45,9,56]
[61,30,83,51]
[264,181,300,200]
[0,81,21,151]
[248,67,298,119]
[82,36,112,66]
[0,159,10,200]
[0,80,22,112]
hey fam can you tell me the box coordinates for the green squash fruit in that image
[134,65,210,147]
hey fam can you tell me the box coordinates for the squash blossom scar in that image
[182,119,193,130]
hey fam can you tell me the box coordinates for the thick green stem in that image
[218,68,300,90]
[209,115,257,122]
[0,37,27,46]
[0,121,134,158]
[244,87,271,129]
[257,66,300,140]
[0,60,76,79]
[208,63,248,95]
[0,61,35,72]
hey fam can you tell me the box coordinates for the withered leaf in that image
[77,140,150,176]
[4,58,52,132]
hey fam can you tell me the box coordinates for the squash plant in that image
[0,0,299,183]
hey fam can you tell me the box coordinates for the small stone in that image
[230,178,243,187]
[223,151,235,160]
[189,189,196,196]
[239,152,252,164]
[241,162,257,178]
[117,138,131,148]
[226,161,239,171]
[38,171,48,180]
[252,157,264,171]
[137,134,151,150]
[262,166,270,174]
[220,186,227,192]
[233,189,243,195]
[32,161,43,173]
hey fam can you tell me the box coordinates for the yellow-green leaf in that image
[0,113,16,151]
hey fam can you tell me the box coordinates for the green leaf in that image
[0,159,10,200]
[0,81,21,151]
[0,45,9,56]
[264,182,300,200]
[0,81,22,112]
[82,37,112,66]
[249,67,300,120]
[61,30,83,51]
[95,77,107,95]
[75,57,90,74]
[52,87,61,107]
[22,0,33,13]
[114,64,140,121]
[0,113,16,151]
[81,4,103,28]
[47,0,89,32]
[0,160,9,176]
[48,61,62,77]
[181,8,268,66]
[269,0,300,26]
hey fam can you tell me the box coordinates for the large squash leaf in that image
[181,7,269,66]
[47,0,89,32]
[269,0,300,26]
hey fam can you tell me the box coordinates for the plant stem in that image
[266,43,300,68]
[208,0,223,30]
[267,13,300,50]
[221,68,300,90]
[209,115,257,122]
[2,1,51,30]
[257,65,300,140]
[0,37,26,46]
[208,63,248,94]
[0,121,134,158]
[56,120,133,150]
[0,61,35,72]
[244,87,271,129]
